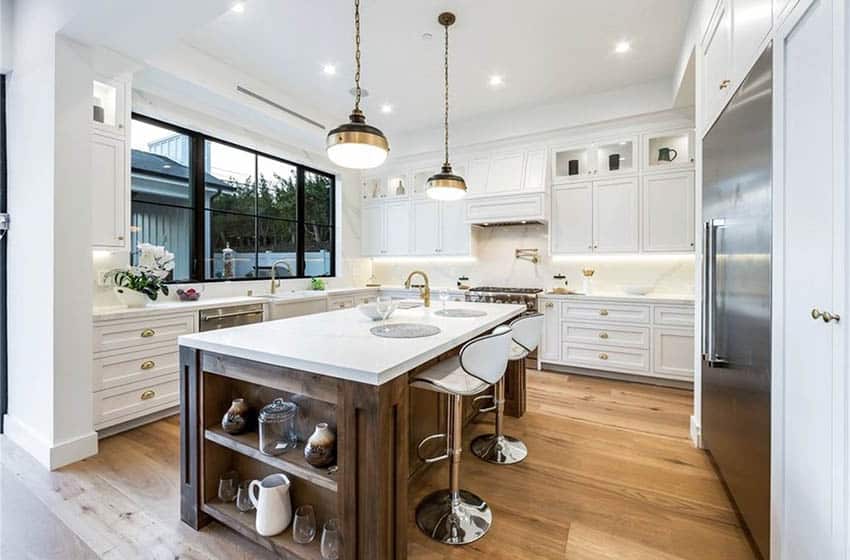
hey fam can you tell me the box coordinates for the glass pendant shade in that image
[426,164,467,201]
[326,110,389,170]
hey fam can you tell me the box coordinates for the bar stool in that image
[410,326,514,545]
[471,313,544,465]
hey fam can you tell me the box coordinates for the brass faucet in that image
[404,270,431,307]
[270,260,292,294]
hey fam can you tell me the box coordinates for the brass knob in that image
[599,309,609,316]
[140,360,155,370]
[140,390,156,401]
[140,328,155,338]
[814,308,841,323]
[599,332,609,339]
[598,353,609,360]
[545,302,554,309]
[719,79,731,90]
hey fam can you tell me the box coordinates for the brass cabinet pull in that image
[598,353,609,360]
[140,360,155,370]
[140,328,155,338]
[812,308,841,323]
[719,79,731,90]
[545,302,554,309]
[140,390,156,401]
[599,332,609,339]
[599,309,609,316]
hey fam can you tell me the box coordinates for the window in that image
[130,115,336,282]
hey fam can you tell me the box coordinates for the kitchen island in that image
[178,301,526,559]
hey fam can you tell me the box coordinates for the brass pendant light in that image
[326,0,390,169]
[426,12,467,201]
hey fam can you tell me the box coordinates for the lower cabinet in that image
[540,296,695,382]
[269,298,327,320]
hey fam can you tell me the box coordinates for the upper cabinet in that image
[410,199,470,256]
[361,201,411,257]
[642,129,695,172]
[641,172,695,252]
[464,147,545,196]
[92,78,128,138]
[486,152,525,194]
[552,137,637,183]
[593,177,640,253]
[362,174,409,202]
[702,0,733,128]
[732,0,773,81]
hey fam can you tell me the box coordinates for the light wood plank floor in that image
[0,370,758,559]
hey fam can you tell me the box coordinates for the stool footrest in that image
[473,393,496,413]
[417,432,449,464]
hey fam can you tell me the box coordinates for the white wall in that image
[5,0,97,469]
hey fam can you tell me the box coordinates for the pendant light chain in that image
[354,0,362,111]
[443,20,450,166]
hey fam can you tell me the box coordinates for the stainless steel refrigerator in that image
[702,46,772,559]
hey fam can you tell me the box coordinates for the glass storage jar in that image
[258,398,298,456]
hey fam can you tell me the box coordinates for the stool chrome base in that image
[470,433,528,465]
[415,489,493,545]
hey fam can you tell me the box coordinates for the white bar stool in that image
[410,326,514,545]
[471,313,544,465]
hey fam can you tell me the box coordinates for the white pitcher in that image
[249,473,293,536]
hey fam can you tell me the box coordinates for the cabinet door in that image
[593,177,639,253]
[91,133,127,248]
[361,204,384,256]
[540,299,561,362]
[641,172,695,252]
[439,200,470,255]
[466,156,490,195]
[702,0,733,127]
[411,200,440,255]
[383,201,410,256]
[486,152,525,193]
[652,328,695,379]
[522,149,547,192]
[733,0,772,79]
[551,183,593,254]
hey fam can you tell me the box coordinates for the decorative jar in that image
[258,398,298,456]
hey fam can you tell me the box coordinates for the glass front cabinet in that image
[641,129,695,172]
[551,136,638,183]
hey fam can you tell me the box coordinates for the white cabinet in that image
[551,183,593,253]
[642,129,695,171]
[702,0,733,127]
[91,133,128,248]
[552,137,637,183]
[269,298,327,320]
[486,152,525,194]
[411,199,470,256]
[467,157,490,195]
[593,177,639,253]
[594,137,637,178]
[539,298,561,362]
[440,200,470,255]
[732,0,773,79]
[641,172,695,252]
[412,200,440,255]
[653,328,695,378]
[361,201,410,256]
[522,149,547,192]
[361,204,383,256]
[92,77,128,137]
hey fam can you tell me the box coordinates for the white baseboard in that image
[3,414,98,470]
[690,414,703,448]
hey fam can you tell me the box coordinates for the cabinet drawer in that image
[93,375,179,429]
[653,305,695,327]
[562,343,650,372]
[327,296,355,310]
[93,344,179,391]
[93,313,195,353]
[561,322,650,349]
[561,302,651,324]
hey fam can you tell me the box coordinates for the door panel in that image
[593,177,639,253]
[411,200,439,255]
[551,183,592,253]
[642,172,695,252]
[91,133,127,247]
[383,202,410,256]
[439,200,469,255]
[486,152,524,193]
[361,204,383,256]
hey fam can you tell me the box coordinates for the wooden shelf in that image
[204,426,338,493]
[202,498,322,560]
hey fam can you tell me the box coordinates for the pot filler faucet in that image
[404,270,431,308]
[270,260,292,295]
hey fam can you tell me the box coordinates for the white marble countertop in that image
[178,302,525,386]
[539,292,694,305]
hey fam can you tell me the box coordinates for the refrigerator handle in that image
[702,221,714,360]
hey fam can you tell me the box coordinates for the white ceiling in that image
[185,0,693,135]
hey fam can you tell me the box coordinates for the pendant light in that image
[326,0,390,169]
[426,12,466,201]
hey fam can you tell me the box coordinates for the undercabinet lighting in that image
[614,41,631,54]
[92,250,116,258]
[551,254,694,263]
[372,256,477,264]
[488,74,505,87]
[380,103,393,114]
[231,2,245,13]
[322,64,337,76]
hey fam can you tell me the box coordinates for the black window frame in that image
[131,113,336,283]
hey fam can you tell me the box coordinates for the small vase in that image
[304,423,336,468]
[222,398,250,435]
[113,287,150,308]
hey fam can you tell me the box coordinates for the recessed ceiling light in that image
[614,41,631,54]
[162,164,172,169]
[322,64,336,76]
[231,2,245,13]
[380,103,393,114]
[489,74,505,87]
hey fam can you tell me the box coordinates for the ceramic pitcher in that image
[249,473,292,536]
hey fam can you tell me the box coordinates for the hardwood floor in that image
[0,370,757,559]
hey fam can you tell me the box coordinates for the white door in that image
[439,200,470,256]
[466,157,490,195]
[383,201,410,256]
[91,133,127,248]
[411,200,440,255]
[551,183,593,254]
[361,204,383,256]
[593,177,639,253]
[702,0,733,127]
[641,171,695,252]
[539,299,561,362]
[522,149,546,192]
[775,0,847,557]
[652,328,695,379]
[486,152,524,194]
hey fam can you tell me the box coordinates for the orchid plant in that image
[108,243,176,301]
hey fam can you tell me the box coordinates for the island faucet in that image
[404,270,431,307]
[270,260,292,294]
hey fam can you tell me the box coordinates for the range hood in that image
[464,192,548,226]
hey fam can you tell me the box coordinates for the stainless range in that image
[465,287,543,366]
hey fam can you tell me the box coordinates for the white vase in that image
[113,287,150,308]
[249,473,292,537]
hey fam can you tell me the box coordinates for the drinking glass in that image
[320,519,340,560]
[439,288,450,311]
[292,505,317,544]
[217,470,239,503]
[235,481,254,512]
[375,296,393,333]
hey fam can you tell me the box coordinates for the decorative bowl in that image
[358,302,396,321]
[620,284,654,296]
